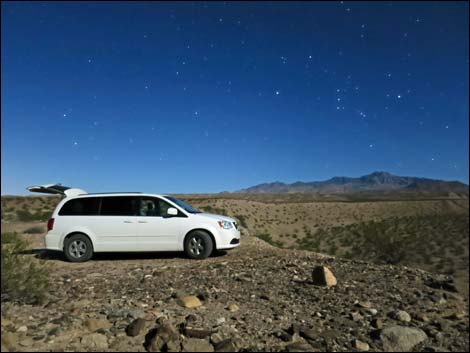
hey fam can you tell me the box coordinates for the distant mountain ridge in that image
[237,171,469,194]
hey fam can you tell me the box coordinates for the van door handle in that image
[123,220,133,223]
[138,220,148,223]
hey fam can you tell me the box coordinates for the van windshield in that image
[163,196,201,214]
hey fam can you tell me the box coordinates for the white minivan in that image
[28,184,240,262]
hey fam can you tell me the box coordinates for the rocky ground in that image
[1,233,469,352]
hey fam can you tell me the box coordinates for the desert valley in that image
[1,172,469,352]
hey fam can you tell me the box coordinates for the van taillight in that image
[47,218,55,231]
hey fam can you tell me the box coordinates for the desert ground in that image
[1,194,469,352]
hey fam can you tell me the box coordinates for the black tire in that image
[184,231,213,259]
[64,233,93,262]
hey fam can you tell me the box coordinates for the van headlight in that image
[217,221,233,230]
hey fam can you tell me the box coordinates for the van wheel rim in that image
[69,240,87,258]
[189,236,204,256]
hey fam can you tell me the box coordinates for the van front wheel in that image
[64,234,93,262]
[184,231,213,259]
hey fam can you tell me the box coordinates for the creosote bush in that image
[1,232,49,304]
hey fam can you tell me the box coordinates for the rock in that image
[17,325,28,333]
[1,333,18,351]
[84,318,112,332]
[178,296,203,309]
[353,339,370,351]
[182,338,214,352]
[210,333,225,345]
[299,327,316,341]
[390,310,411,323]
[18,337,35,347]
[380,326,427,352]
[216,317,226,326]
[424,278,458,293]
[214,339,236,352]
[146,323,180,352]
[260,294,271,301]
[126,318,146,337]
[184,328,212,339]
[350,311,363,322]
[371,318,383,329]
[81,333,108,350]
[413,313,429,322]
[286,341,314,352]
[312,266,337,287]
[356,301,372,309]
[273,330,292,342]
[227,304,240,313]
[128,309,146,319]
[367,309,378,316]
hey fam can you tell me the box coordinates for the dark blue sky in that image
[2,1,469,195]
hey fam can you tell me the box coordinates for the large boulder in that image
[312,266,337,287]
[126,318,146,337]
[380,326,427,352]
[178,296,203,309]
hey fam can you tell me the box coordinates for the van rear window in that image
[59,197,100,216]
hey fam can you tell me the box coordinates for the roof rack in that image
[78,192,143,195]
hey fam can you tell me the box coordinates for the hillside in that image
[2,194,469,295]
[1,232,469,352]
[238,171,469,196]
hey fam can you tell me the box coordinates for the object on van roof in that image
[27,184,87,197]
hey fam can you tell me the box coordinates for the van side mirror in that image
[167,207,178,216]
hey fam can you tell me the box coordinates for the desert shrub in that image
[256,233,283,247]
[24,226,45,234]
[16,210,50,222]
[234,214,248,228]
[1,232,49,304]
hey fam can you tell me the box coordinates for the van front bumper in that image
[216,228,241,250]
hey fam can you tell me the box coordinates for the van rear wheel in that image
[184,231,213,259]
[64,234,93,262]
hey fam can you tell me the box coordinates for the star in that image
[73,141,78,146]
[63,113,67,117]
[275,91,280,95]
[308,55,312,59]
[397,94,402,99]
[369,144,374,148]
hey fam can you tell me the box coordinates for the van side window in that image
[100,197,139,216]
[139,197,174,217]
[59,197,100,216]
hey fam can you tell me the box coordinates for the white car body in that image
[27,185,240,257]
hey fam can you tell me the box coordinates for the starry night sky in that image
[1,1,469,194]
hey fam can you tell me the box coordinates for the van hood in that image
[196,213,236,223]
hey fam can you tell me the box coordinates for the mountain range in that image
[237,171,469,195]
